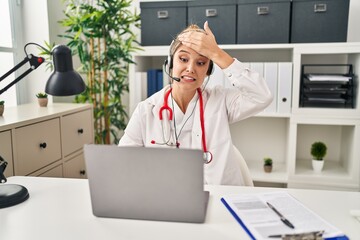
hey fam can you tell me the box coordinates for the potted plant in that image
[263,157,273,173]
[0,100,4,116]
[311,141,327,173]
[36,92,48,107]
[59,0,141,144]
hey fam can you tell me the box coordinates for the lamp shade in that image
[45,45,85,96]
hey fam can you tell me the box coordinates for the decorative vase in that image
[0,105,4,116]
[38,98,48,107]
[312,159,324,173]
[264,165,272,173]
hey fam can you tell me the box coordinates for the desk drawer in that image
[14,118,61,175]
[62,109,93,156]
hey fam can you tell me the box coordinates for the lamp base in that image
[0,184,29,208]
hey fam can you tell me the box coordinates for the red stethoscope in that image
[154,87,213,164]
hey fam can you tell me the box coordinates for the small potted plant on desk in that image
[36,92,48,107]
[311,141,327,173]
[263,157,273,173]
[0,100,4,116]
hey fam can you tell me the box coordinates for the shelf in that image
[129,42,360,190]
[295,159,349,178]
[247,161,288,184]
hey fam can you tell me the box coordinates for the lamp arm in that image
[0,54,44,96]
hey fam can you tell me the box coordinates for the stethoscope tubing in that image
[158,87,213,164]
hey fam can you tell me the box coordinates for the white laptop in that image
[84,144,209,223]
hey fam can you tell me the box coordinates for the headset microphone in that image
[163,59,181,82]
[167,73,180,82]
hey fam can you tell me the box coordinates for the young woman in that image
[119,22,273,186]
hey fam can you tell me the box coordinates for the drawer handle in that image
[80,170,86,175]
[157,10,168,19]
[39,142,47,149]
[314,3,327,13]
[78,128,84,134]
[206,9,217,17]
[257,6,269,15]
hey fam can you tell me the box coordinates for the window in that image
[0,0,22,107]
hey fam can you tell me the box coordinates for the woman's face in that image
[171,45,211,91]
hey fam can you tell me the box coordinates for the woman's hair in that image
[169,24,205,57]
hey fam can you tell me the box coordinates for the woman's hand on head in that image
[178,21,234,69]
[178,21,217,59]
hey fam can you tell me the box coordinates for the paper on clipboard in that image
[221,192,348,240]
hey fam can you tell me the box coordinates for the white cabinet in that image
[0,103,93,179]
[0,130,14,177]
[129,43,360,191]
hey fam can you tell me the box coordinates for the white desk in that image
[1,176,359,240]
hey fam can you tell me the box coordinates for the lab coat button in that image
[227,73,232,77]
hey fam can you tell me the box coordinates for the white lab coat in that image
[119,59,272,185]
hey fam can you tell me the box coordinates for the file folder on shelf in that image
[263,62,278,113]
[278,62,293,114]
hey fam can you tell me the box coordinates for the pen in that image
[266,202,295,229]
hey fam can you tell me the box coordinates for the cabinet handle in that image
[39,142,47,149]
[206,9,217,17]
[257,6,269,15]
[78,128,84,134]
[314,4,327,13]
[157,10,168,19]
[282,97,287,103]
[80,170,86,175]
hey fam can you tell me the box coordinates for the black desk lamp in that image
[0,43,85,208]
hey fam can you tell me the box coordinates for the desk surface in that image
[1,177,359,240]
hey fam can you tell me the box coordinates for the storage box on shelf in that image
[140,1,187,46]
[237,0,291,44]
[187,0,237,44]
[139,0,350,46]
[291,0,350,43]
[129,43,360,191]
[0,103,93,179]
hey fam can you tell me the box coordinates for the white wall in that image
[19,0,51,105]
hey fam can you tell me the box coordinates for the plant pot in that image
[38,98,48,107]
[264,165,272,173]
[0,105,4,116]
[312,159,324,173]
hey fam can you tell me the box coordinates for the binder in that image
[157,70,163,90]
[147,69,162,97]
[277,62,292,114]
[263,63,278,113]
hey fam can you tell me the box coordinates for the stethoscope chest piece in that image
[203,151,213,164]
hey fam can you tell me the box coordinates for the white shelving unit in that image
[129,42,360,191]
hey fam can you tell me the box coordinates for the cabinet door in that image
[64,153,87,179]
[0,130,14,177]
[14,118,62,175]
[62,109,93,157]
